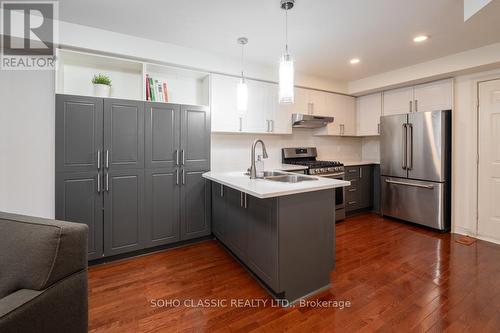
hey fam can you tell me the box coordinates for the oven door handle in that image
[318,173,345,178]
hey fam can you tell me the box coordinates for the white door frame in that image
[475,76,500,244]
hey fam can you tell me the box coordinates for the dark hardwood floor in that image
[88,213,500,332]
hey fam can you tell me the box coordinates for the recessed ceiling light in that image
[413,35,429,43]
[350,58,360,64]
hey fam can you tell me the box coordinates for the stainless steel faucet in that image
[249,139,268,179]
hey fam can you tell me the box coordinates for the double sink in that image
[260,171,318,183]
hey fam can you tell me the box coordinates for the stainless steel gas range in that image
[282,147,346,221]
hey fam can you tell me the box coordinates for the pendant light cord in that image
[285,8,289,55]
[240,42,245,81]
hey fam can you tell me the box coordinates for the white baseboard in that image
[452,227,500,246]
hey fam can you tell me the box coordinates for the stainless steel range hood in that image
[292,114,334,128]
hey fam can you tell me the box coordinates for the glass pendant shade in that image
[236,78,248,115]
[279,53,294,104]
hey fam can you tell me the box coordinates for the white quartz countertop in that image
[343,161,380,166]
[203,170,350,199]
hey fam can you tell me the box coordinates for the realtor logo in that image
[1,1,58,70]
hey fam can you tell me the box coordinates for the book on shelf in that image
[145,74,169,103]
[145,74,150,101]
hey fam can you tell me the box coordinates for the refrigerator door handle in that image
[402,124,407,170]
[385,179,434,189]
[407,123,413,170]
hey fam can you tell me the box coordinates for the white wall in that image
[211,131,362,172]
[0,70,55,218]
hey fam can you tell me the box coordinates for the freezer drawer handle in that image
[385,179,434,189]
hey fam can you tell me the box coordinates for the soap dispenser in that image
[256,155,264,178]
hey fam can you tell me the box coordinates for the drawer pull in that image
[348,201,357,205]
[348,188,357,192]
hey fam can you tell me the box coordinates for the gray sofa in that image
[0,211,88,333]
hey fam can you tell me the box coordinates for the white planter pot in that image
[93,84,111,97]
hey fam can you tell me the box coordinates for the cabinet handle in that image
[105,171,109,192]
[175,150,179,166]
[308,102,314,115]
[97,173,101,193]
[267,120,270,132]
[377,123,380,134]
[415,99,418,112]
[105,150,110,169]
[271,120,274,132]
[220,184,224,197]
[348,188,357,192]
[340,124,345,136]
[239,117,243,132]
[97,150,101,170]
[244,193,247,208]
[409,100,413,113]
[175,169,179,185]
[348,201,357,205]
[182,169,185,185]
[360,167,363,178]
[181,150,185,165]
[240,192,244,207]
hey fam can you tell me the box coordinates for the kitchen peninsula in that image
[203,170,350,303]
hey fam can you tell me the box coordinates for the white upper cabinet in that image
[210,74,292,134]
[293,87,311,115]
[382,79,453,116]
[308,90,328,115]
[413,79,453,112]
[337,94,357,136]
[382,86,414,116]
[211,74,239,132]
[243,79,268,133]
[357,93,382,136]
[315,93,357,136]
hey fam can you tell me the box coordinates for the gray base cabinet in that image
[55,172,103,260]
[144,169,180,247]
[103,169,145,257]
[180,171,211,240]
[211,182,335,302]
[56,95,210,260]
[345,165,374,213]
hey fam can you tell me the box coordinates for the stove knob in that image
[310,169,316,175]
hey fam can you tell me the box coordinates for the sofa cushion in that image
[0,212,88,299]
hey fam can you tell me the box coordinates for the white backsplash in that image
[361,137,380,162]
[211,129,363,172]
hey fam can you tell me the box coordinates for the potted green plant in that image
[92,74,112,97]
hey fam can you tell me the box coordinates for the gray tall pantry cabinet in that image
[55,94,211,260]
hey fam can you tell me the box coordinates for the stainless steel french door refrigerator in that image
[380,110,451,231]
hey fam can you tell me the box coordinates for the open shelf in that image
[144,63,210,106]
[56,49,210,106]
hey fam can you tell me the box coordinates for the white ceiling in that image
[59,0,500,82]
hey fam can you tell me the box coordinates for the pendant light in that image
[279,0,295,104]
[236,37,249,115]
